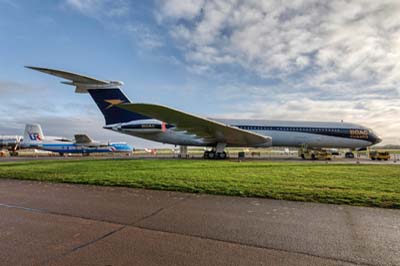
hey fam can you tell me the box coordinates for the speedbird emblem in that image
[104,99,125,109]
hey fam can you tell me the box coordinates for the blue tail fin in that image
[88,88,149,125]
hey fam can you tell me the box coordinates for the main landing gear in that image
[203,143,228,160]
[204,150,227,159]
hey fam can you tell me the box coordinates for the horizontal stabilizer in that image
[25,66,123,93]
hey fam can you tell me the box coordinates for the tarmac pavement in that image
[0,179,398,266]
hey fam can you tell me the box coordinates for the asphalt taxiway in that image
[0,179,399,266]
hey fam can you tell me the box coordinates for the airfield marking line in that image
[0,202,49,213]
[0,202,129,226]
[0,201,374,266]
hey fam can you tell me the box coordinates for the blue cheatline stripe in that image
[40,143,132,153]
[42,143,76,147]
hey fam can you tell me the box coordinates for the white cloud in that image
[66,0,130,18]
[156,0,205,21]
[124,24,164,49]
[157,0,400,92]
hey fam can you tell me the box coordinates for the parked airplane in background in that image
[28,66,382,159]
[0,135,22,155]
[1,124,133,156]
[21,124,133,156]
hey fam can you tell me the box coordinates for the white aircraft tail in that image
[23,124,44,144]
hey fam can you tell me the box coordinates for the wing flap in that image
[119,103,271,146]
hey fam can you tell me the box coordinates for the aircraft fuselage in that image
[105,118,381,149]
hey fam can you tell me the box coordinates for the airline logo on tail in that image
[104,99,125,109]
[28,132,42,141]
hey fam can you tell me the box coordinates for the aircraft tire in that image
[208,151,216,159]
[203,151,209,159]
[311,154,316,160]
[217,152,227,159]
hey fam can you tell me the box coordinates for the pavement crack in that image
[132,195,190,225]
[42,226,126,266]
[132,207,165,225]
[70,225,126,253]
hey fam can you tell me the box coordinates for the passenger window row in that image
[237,126,349,133]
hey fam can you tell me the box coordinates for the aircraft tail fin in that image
[74,134,93,144]
[87,88,148,125]
[23,124,44,144]
[26,66,149,125]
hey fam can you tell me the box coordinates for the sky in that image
[0,0,400,147]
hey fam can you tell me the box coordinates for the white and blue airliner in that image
[21,124,133,156]
[27,66,382,159]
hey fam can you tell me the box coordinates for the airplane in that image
[0,135,22,155]
[18,124,134,156]
[27,66,382,159]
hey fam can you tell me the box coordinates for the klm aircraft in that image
[21,124,133,156]
[27,66,382,159]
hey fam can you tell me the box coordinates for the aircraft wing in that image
[119,103,271,146]
[25,66,108,85]
[74,134,94,144]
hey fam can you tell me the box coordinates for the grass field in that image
[0,159,399,208]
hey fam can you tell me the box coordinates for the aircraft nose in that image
[371,133,382,145]
[368,129,382,145]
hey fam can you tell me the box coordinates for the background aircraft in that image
[1,124,133,156]
[0,135,22,155]
[28,66,382,159]
[21,124,133,156]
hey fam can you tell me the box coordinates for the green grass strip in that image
[0,159,399,208]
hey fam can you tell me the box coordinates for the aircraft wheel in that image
[345,152,354,159]
[311,154,316,160]
[301,154,305,160]
[203,151,209,159]
[217,152,227,160]
[208,151,216,159]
